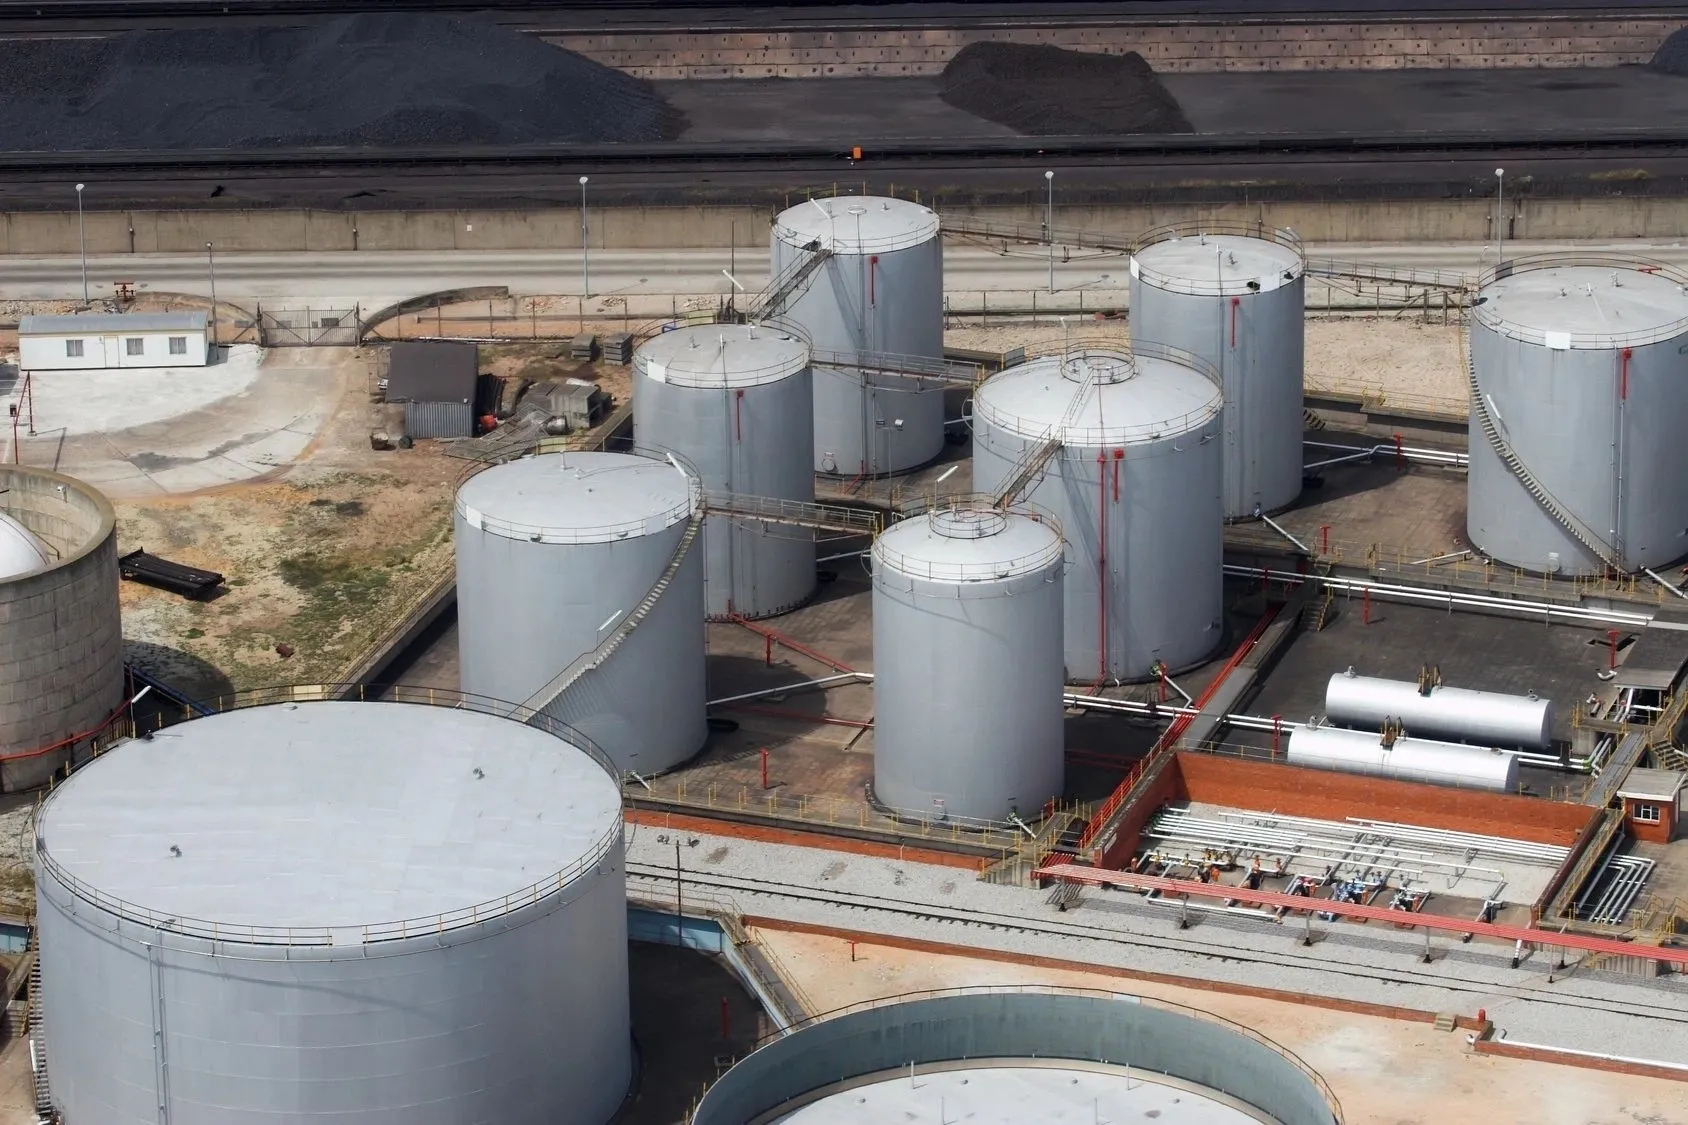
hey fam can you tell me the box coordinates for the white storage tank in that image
[0,467,124,791]
[455,450,707,775]
[1324,669,1553,750]
[871,500,1065,823]
[770,195,945,477]
[1468,255,1688,575]
[1130,223,1306,519]
[971,343,1224,683]
[634,324,816,619]
[34,700,631,1125]
[1287,721,1521,792]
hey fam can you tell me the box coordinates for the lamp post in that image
[206,241,217,348]
[74,183,87,304]
[579,175,590,298]
[1044,170,1055,295]
[1494,167,1506,259]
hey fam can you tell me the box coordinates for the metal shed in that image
[387,341,479,439]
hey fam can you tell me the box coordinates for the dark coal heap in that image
[0,13,685,152]
[1651,27,1688,75]
[938,42,1192,136]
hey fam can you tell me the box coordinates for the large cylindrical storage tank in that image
[1287,722,1520,792]
[1468,256,1688,575]
[1130,223,1306,520]
[634,324,816,619]
[871,501,1065,823]
[1324,670,1553,750]
[455,450,707,775]
[770,195,944,477]
[972,344,1224,683]
[0,466,124,791]
[34,700,631,1125]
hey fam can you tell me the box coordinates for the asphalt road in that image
[4,239,1684,307]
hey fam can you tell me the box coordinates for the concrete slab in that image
[1,345,261,436]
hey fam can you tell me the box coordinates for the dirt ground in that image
[754,928,1688,1125]
[943,315,1467,414]
[478,340,633,417]
[116,347,463,699]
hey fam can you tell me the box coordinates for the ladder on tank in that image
[991,350,1105,509]
[744,246,834,322]
[27,931,51,1121]
[1462,329,1620,571]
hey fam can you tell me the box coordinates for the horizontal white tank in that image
[1287,723,1520,792]
[1324,670,1553,750]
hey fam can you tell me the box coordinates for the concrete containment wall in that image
[551,19,1680,79]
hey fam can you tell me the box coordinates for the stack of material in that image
[602,332,634,365]
[570,333,598,362]
[938,42,1191,135]
[1652,27,1688,74]
[526,378,610,432]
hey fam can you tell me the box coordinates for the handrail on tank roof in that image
[733,984,1342,1118]
[1472,253,1688,348]
[1132,218,1305,258]
[452,444,703,543]
[35,686,624,949]
[981,339,1224,444]
[873,492,1066,581]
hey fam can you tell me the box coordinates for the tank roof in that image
[0,512,50,579]
[1475,262,1688,349]
[773,195,939,255]
[635,323,808,388]
[35,701,621,937]
[1133,232,1303,295]
[456,450,698,545]
[770,1065,1263,1124]
[874,504,1062,582]
[974,348,1222,446]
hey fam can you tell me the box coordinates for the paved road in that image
[3,239,1684,308]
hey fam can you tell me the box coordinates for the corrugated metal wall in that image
[404,401,473,440]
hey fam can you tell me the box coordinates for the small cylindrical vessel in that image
[1324,670,1553,750]
[1287,721,1520,792]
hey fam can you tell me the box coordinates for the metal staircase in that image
[992,351,1101,509]
[1306,560,1337,632]
[1463,331,1620,571]
[26,933,50,1121]
[745,247,834,322]
[809,348,983,387]
[521,513,704,715]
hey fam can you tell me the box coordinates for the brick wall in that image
[1174,753,1595,846]
[1098,756,1188,870]
[1624,797,1677,844]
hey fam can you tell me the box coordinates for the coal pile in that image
[1651,27,1688,75]
[939,42,1191,136]
[0,13,683,151]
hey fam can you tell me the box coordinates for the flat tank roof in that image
[769,1065,1268,1124]
[636,323,809,388]
[456,450,698,545]
[773,196,940,255]
[974,349,1222,446]
[36,701,621,935]
[1133,232,1303,295]
[874,505,1062,582]
[0,512,50,580]
[1475,263,1688,348]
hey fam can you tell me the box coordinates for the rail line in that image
[622,859,1688,1031]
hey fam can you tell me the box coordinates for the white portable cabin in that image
[18,312,209,371]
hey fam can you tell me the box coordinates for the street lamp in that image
[206,241,217,348]
[74,183,87,304]
[1494,168,1506,259]
[1044,170,1055,295]
[579,175,590,298]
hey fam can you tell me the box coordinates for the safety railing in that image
[809,347,985,387]
[1303,380,1468,421]
[40,686,623,948]
[453,445,702,544]
[702,491,880,537]
[874,498,1065,581]
[1131,219,1306,296]
[1304,257,1471,293]
[940,215,1133,254]
[1473,253,1688,348]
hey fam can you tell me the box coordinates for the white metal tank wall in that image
[1324,671,1553,749]
[971,344,1224,683]
[455,451,707,774]
[0,467,124,791]
[770,196,944,476]
[1468,257,1688,575]
[871,503,1065,822]
[634,324,816,618]
[1287,722,1520,792]
[34,701,631,1125]
[1130,224,1306,519]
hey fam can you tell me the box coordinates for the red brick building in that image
[1617,768,1686,844]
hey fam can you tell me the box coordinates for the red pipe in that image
[760,747,769,789]
[734,388,744,441]
[1096,450,1109,678]
[1272,714,1283,757]
[1112,447,1123,502]
[869,255,878,307]
[1319,524,1331,554]
[1229,296,1240,348]
[1620,347,1631,400]
[1608,628,1621,670]
[1393,432,1405,471]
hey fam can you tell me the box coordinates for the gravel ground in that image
[938,42,1191,136]
[624,822,1688,1068]
[0,14,681,151]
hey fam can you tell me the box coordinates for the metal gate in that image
[258,305,361,347]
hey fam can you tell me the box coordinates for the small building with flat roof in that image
[1617,767,1685,843]
[386,340,478,439]
[19,312,208,371]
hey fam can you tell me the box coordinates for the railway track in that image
[624,858,1688,1032]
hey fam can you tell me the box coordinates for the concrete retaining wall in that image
[8,195,1688,256]
[550,19,1682,79]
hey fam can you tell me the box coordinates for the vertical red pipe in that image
[1230,296,1240,348]
[760,747,769,789]
[1096,450,1108,677]
[1393,432,1405,471]
[1608,628,1621,670]
[1320,524,1331,554]
[869,255,878,306]
[734,388,744,441]
[1272,714,1282,757]
[1362,588,1372,625]
[1620,347,1631,400]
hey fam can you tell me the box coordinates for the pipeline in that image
[1480,1031,1688,1074]
[1303,440,1467,471]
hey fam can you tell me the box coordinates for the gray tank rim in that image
[1473,253,1688,349]
[454,448,702,545]
[634,322,810,389]
[974,342,1222,447]
[771,195,940,255]
[872,496,1064,583]
[0,465,115,585]
[1131,220,1305,296]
